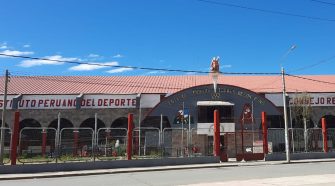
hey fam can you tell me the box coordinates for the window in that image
[198,106,234,123]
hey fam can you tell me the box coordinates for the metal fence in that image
[190,128,211,157]
[134,127,162,158]
[306,128,323,152]
[267,128,333,154]
[327,128,335,152]
[12,125,335,164]
[0,127,11,164]
[59,128,94,162]
[268,128,285,153]
[289,128,305,153]
[18,127,56,163]
[163,128,188,157]
[96,128,127,160]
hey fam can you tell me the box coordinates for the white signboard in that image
[140,94,161,108]
[197,123,235,135]
[265,93,335,107]
[0,94,140,109]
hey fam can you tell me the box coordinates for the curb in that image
[0,163,237,180]
[1,159,335,180]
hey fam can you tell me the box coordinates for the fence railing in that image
[134,127,162,158]
[59,127,94,162]
[96,128,128,160]
[267,128,333,154]
[0,127,11,164]
[10,126,335,164]
[18,127,56,163]
[327,128,335,152]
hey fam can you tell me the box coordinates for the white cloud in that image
[0,50,34,57]
[18,55,78,67]
[69,62,118,71]
[222,64,232,68]
[148,71,165,74]
[112,54,123,58]
[23,44,30,48]
[0,42,7,49]
[106,67,133,73]
[88,53,100,58]
[186,72,196,75]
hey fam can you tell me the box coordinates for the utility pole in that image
[281,67,290,163]
[0,70,9,165]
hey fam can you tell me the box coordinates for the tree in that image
[290,92,312,128]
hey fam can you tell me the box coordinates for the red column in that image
[213,110,220,157]
[134,131,139,155]
[10,111,20,165]
[127,113,133,160]
[261,112,268,154]
[73,130,79,156]
[322,118,328,153]
[41,129,47,157]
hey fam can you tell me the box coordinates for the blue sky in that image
[0,0,335,76]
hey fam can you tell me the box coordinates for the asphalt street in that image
[1,161,335,186]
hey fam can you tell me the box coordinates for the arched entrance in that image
[49,118,74,129]
[80,118,105,129]
[19,118,41,130]
[111,117,128,129]
[292,116,314,128]
[0,120,8,128]
[145,84,281,160]
[141,116,171,129]
[48,118,74,153]
[110,117,128,137]
[0,120,10,147]
[318,115,335,128]
[79,118,106,151]
[19,119,42,147]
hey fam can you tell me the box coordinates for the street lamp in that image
[280,45,296,163]
[282,67,290,163]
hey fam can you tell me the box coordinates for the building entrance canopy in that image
[147,84,281,129]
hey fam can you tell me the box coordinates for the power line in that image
[196,0,335,22]
[0,53,281,75]
[286,74,335,85]
[311,0,335,6]
[288,55,335,73]
[0,53,208,74]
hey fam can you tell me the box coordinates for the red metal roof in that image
[0,75,334,95]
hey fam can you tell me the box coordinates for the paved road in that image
[1,161,335,186]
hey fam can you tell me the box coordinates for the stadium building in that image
[1,75,335,159]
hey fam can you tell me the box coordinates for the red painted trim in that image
[322,118,328,153]
[262,112,268,154]
[127,113,133,160]
[214,110,220,157]
[41,129,47,157]
[10,111,20,165]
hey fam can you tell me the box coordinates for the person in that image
[210,56,220,72]
[81,145,88,157]
[115,139,120,155]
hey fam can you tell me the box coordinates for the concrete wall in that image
[0,157,220,174]
[265,152,335,161]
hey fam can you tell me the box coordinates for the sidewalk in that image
[1,158,335,180]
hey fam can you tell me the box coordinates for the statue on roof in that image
[210,56,220,93]
[210,56,220,73]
